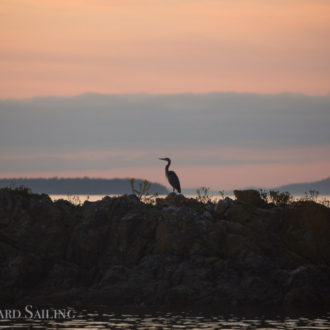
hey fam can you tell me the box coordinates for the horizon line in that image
[1,175,329,190]
[1,90,330,101]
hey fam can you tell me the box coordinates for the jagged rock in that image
[41,262,80,291]
[202,211,213,221]
[282,203,330,264]
[0,188,329,311]
[156,192,201,209]
[205,203,215,213]
[225,204,252,224]
[234,189,265,207]
[166,285,194,307]
[205,222,227,255]
[284,287,321,308]
[99,265,128,286]
[214,197,232,218]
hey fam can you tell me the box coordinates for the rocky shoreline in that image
[0,188,329,311]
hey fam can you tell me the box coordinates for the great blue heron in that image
[159,157,181,193]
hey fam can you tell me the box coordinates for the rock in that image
[225,204,252,224]
[1,252,46,290]
[205,203,215,213]
[166,285,194,307]
[156,193,201,210]
[214,198,232,218]
[99,265,128,285]
[154,218,191,255]
[205,222,227,255]
[156,192,185,207]
[282,203,330,264]
[225,234,254,258]
[202,211,213,221]
[41,262,80,291]
[284,287,321,308]
[282,265,330,308]
[162,205,181,213]
[234,189,265,207]
[0,187,330,311]
[54,199,76,213]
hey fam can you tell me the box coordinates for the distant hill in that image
[181,177,330,196]
[275,177,330,195]
[0,178,168,195]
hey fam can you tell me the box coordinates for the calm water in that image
[50,194,330,205]
[1,310,330,329]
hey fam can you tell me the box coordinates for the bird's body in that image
[159,157,181,193]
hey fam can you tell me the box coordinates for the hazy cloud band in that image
[1,93,329,180]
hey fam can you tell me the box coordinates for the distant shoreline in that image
[0,176,329,195]
[0,177,168,195]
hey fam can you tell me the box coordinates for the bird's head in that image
[159,157,170,162]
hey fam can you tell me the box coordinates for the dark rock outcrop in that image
[0,188,329,311]
[234,189,265,207]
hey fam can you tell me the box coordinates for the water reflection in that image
[50,194,330,205]
[1,310,329,329]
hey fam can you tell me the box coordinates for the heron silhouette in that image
[159,157,181,193]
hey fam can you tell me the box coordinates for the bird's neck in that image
[165,160,171,173]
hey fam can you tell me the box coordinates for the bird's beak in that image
[159,157,166,161]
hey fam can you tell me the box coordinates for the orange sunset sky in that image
[1,0,330,97]
[0,0,330,190]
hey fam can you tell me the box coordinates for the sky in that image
[0,1,330,190]
[1,93,329,190]
[1,0,330,97]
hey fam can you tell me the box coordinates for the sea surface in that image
[0,310,329,329]
[50,194,330,205]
